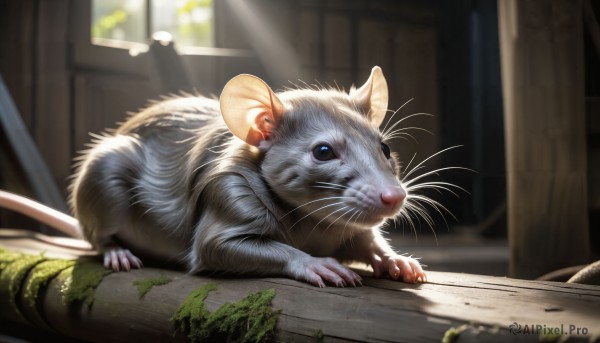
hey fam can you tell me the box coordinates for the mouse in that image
[1,66,429,287]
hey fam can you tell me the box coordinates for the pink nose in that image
[380,187,406,208]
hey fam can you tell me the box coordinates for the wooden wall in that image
[0,0,73,231]
[293,1,440,174]
[0,0,440,207]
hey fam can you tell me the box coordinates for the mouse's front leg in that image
[190,223,362,287]
[368,229,427,283]
[191,174,362,287]
[285,254,363,287]
[370,252,427,283]
[338,229,426,283]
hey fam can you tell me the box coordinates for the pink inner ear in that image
[243,111,274,146]
[256,113,274,136]
[245,128,264,146]
[253,111,275,141]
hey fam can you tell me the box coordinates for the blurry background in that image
[0,0,597,278]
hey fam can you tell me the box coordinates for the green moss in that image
[0,252,46,315]
[442,323,502,343]
[23,259,76,307]
[442,324,469,343]
[133,273,172,299]
[172,285,280,343]
[539,332,561,342]
[0,247,110,312]
[0,248,22,269]
[313,329,324,341]
[60,260,112,308]
[202,288,279,343]
[171,283,218,338]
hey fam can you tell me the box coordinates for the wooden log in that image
[0,231,599,342]
[498,0,590,279]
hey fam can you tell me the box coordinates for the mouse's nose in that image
[380,187,406,209]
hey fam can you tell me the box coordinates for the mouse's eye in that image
[312,144,336,161]
[381,142,391,159]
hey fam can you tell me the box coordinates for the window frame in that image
[72,0,255,76]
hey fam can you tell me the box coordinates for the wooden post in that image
[498,0,590,279]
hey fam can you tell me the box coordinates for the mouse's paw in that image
[288,257,362,288]
[103,248,143,272]
[372,254,427,284]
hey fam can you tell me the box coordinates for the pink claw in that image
[103,248,143,272]
[292,257,363,288]
[372,254,427,284]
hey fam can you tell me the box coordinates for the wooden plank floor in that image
[0,229,598,342]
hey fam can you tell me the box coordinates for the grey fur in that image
[70,87,418,285]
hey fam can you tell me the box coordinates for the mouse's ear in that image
[220,74,285,147]
[350,66,389,128]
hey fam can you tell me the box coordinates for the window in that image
[91,0,214,48]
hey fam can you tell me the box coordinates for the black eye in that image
[381,142,391,159]
[312,144,336,161]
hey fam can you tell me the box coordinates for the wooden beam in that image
[0,77,66,212]
[0,231,598,342]
[498,0,590,278]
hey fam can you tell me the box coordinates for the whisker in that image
[338,208,361,251]
[312,185,346,191]
[289,201,345,229]
[397,208,410,229]
[315,181,348,190]
[304,206,349,242]
[339,210,352,250]
[406,181,467,198]
[382,126,433,142]
[403,203,433,243]
[352,210,364,227]
[405,202,434,228]
[406,181,467,192]
[404,166,473,187]
[312,206,349,232]
[401,153,418,180]
[381,98,414,134]
[408,194,457,223]
[401,145,463,181]
[383,132,417,143]
[325,207,355,233]
[382,112,434,138]
[398,207,418,241]
[281,196,350,219]
[342,209,359,234]
[407,202,440,244]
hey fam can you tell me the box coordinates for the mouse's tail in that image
[0,190,81,238]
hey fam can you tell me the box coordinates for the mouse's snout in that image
[380,187,406,210]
